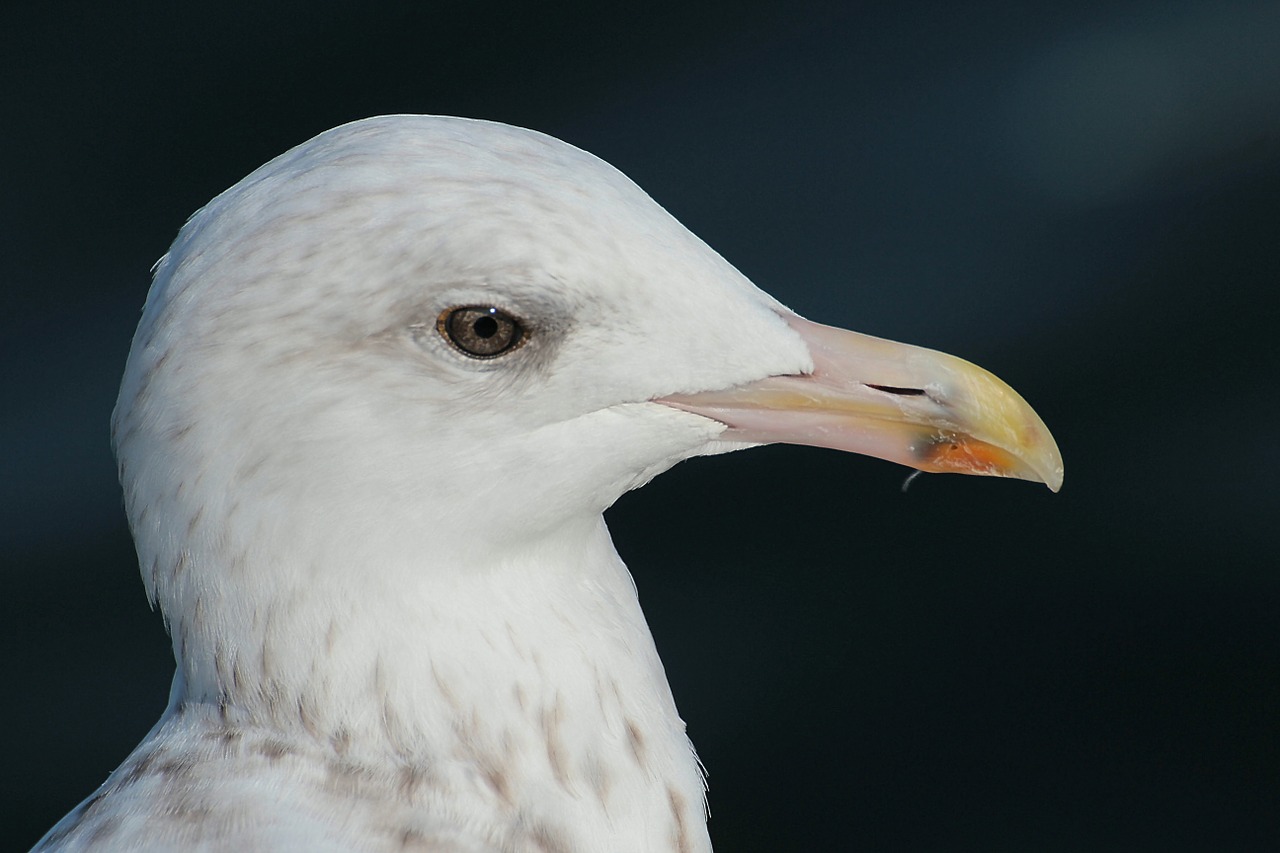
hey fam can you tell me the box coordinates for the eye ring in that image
[437,306,526,359]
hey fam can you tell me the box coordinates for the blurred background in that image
[4,0,1278,849]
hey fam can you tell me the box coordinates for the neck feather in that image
[152,513,709,850]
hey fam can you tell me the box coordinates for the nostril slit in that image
[866,384,926,396]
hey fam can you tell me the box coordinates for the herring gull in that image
[35,115,1062,852]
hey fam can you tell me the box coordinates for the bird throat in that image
[162,515,711,852]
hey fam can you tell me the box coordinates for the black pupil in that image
[473,315,498,338]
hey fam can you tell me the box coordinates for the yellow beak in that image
[657,313,1063,491]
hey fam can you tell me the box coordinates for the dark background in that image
[4,1,1278,850]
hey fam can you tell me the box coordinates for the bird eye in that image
[437,306,525,358]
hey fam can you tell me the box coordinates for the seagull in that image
[35,115,1062,852]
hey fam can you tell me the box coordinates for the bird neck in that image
[162,513,710,851]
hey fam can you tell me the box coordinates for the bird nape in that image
[35,116,1061,852]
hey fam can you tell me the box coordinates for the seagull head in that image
[112,115,1060,714]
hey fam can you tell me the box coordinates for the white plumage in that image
[36,116,1060,852]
